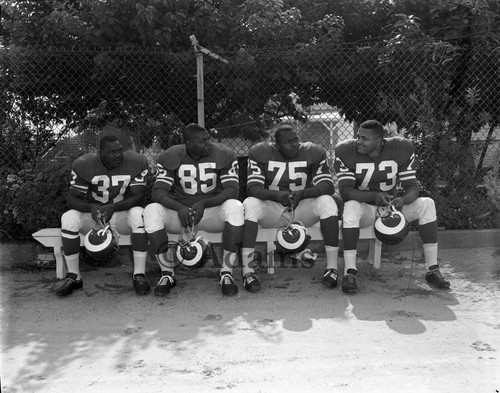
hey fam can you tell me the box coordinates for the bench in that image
[32,226,382,279]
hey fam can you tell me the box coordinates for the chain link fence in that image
[1,43,500,240]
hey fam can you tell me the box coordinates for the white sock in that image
[132,251,148,276]
[343,250,357,275]
[156,248,175,275]
[65,253,81,279]
[241,247,255,276]
[221,250,237,274]
[325,246,339,270]
[423,243,438,271]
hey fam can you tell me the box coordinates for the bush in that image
[0,162,70,241]
[432,184,496,230]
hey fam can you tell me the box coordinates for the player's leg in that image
[402,197,450,288]
[58,210,93,296]
[144,202,180,296]
[341,201,377,293]
[296,195,340,288]
[241,198,284,293]
[199,199,244,296]
[122,206,150,295]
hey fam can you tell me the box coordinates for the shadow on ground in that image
[2,242,499,392]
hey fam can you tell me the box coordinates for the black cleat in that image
[154,273,177,296]
[322,268,339,288]
[133,274,150,295]
[425,268,450,289]
[220,272,238,296]
[243,273,261,293]
[56,273,83,297]
[341,269,358,294]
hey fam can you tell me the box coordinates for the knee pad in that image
[416,197,437,225]
[243,197,264,222]
[61,210,83,232]
[128,206,145,233]
[315,195,338,219]
[221,199,244,226]
[342,200,363,228]
[143,203,165,233]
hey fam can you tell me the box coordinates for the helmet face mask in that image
[276,221,311,254]
[84,225,119,261]
[374,206,409,245]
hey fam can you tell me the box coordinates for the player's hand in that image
[290,190,306,209]
[90,204,101,223]
[99,204,116,222]
[190,202,205,225]
[178,206,194,228]
[390,197,405,211]
[274,191,293,207]
[375,192,394,207]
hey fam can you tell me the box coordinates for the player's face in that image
[100,140,124,169]
[186,130,213,158]
[356,127,382,157]
[276,130,300,159]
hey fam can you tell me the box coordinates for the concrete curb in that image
[383,228,500,252]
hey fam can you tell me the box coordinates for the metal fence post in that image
[190,35,228,128]
[190,35,205,127]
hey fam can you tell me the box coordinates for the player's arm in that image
[338,184,385,204]
[291,153,335,206]
[67,187,95,213]
[247,184,292,205]
[246,157,292,206]
[99,162,150,221]
[190,157,240,224]
[106,180,146,213]
[67,166,103,221]
[333,153,390,206]
[391,148,420,210]
[152,162,193,227]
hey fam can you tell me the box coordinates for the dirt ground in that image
[0,242,499,393]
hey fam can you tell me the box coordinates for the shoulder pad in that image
[299,142,326,158]
[72,153,98,171]
[211,143,237,163]
[334,139,356,156]
[248,142,274,162]
[123,150,148,165]
[157,145,187,170]
[385,137,415,158]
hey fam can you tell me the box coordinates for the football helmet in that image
[84,224,119,261]
[176,233,211,269]
[276,221,311,254]
[374,205,409,245]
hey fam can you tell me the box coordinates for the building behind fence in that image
[1,42,500,240]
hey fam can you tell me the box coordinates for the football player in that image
[57,135,150,297]
[143,123,244,296]
[334,119,450,293]
[241,122,340,292]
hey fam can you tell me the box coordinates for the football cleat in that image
[322,268,339,288]
[243,273,261,293]
[56,273,83,297]
[425,269,450,289]
[133,274,150,295]
[374,205,409,245]
[220,272,238,296]
[341,269,358,293]
[154,273,177,296]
